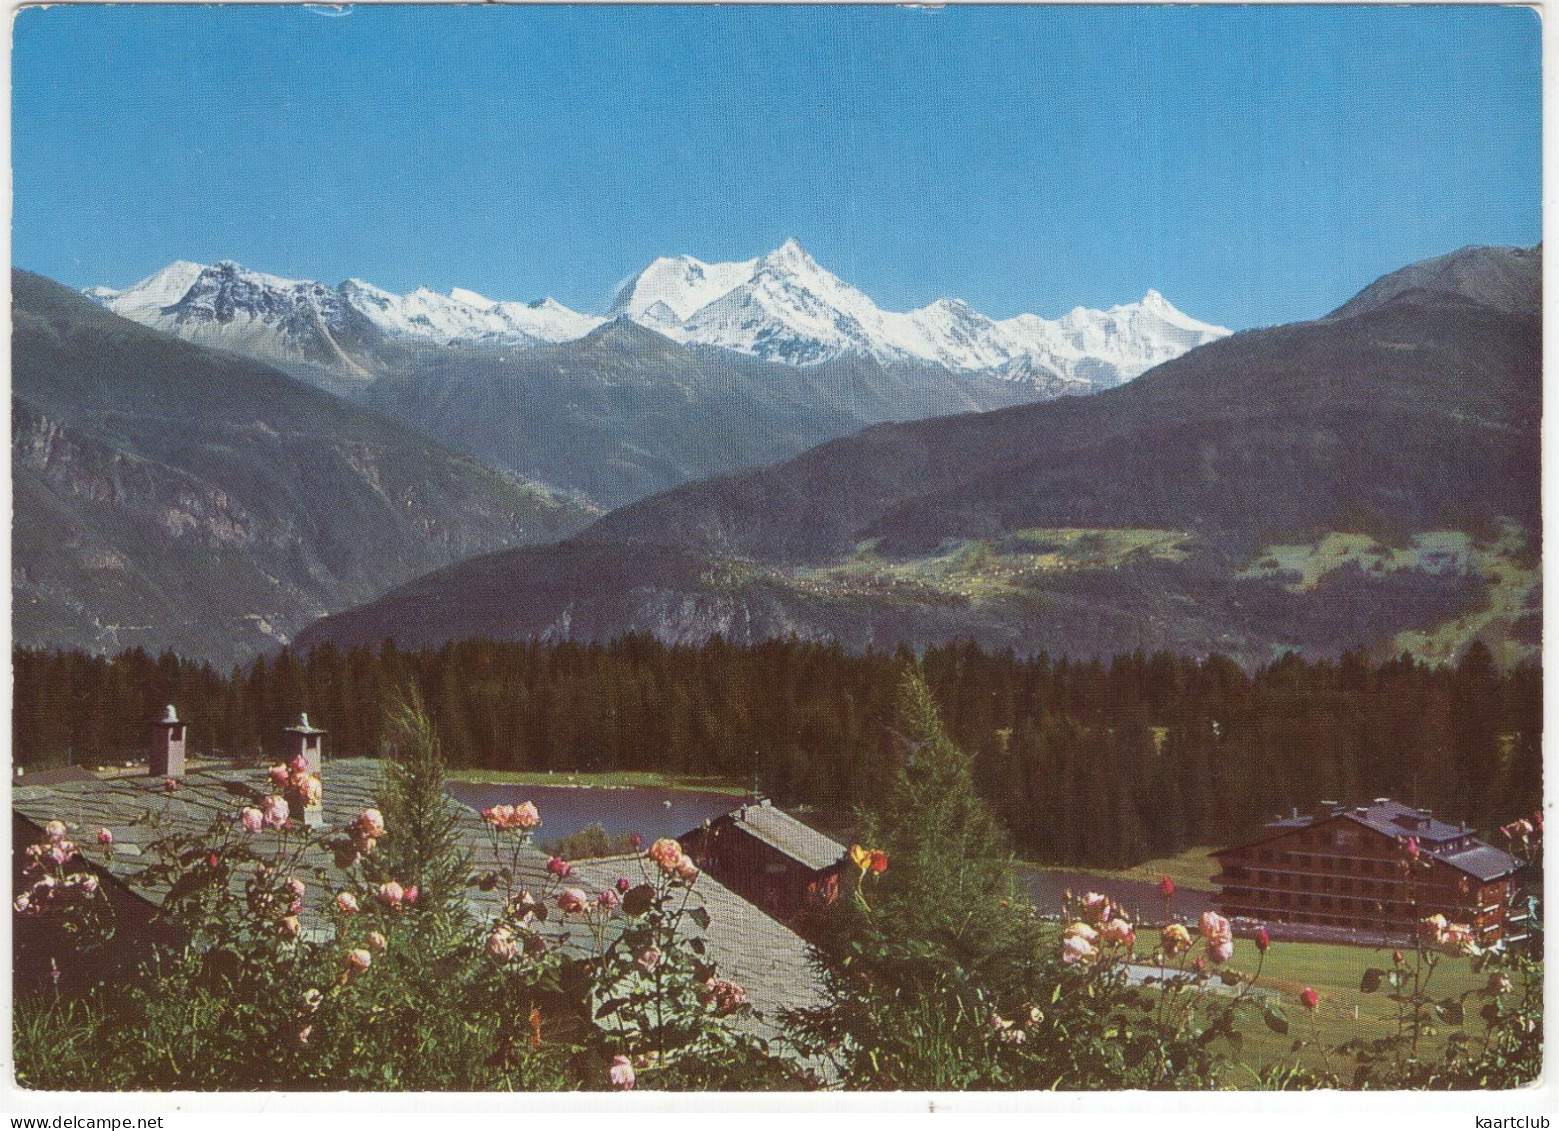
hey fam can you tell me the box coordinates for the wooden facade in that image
[680,800,846,921]
[1215,800,1526,944]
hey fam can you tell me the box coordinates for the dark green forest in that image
[12,639,1540,867]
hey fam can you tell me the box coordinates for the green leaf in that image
[686,905,711,930]
[1263,1006,1290,1035]
[1437,1000,1465,1026]
[1219,970,1241,986]
[1360,968,1382,994]
[595,997,628,1019]
[622,884,656,918]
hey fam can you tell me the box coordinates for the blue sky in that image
[13,4,1541,330]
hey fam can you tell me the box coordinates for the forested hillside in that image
[14,639,1539,867]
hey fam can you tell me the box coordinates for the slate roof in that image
[14,765,100,786]
[708,801,847,873]
[1217,798,1521,883]
[1430,843,1524,883]
[12,759,826,1059]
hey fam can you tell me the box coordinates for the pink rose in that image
[608,1055,636,1090]
[547,856,572,879]
[286,876,307,900]
[367,931,388,951]
[1081,892,1112,924]
[334,891,359,915]
[289,754,309,776]
[269,764,290,788]
[277,916,302,940]
[240,807,264,834]
[1062,934,1096,965]
[375,881,405,909]
[704,978,748,1016]
[1100,918,1135,948]
[347,948,372,973]
[635,946,662,973]
[512,801,541,830]
[616,877,632,894]
[43,820,67,842]
[1208,938,1235,964]
[629,833,643,852]
[355,808,386,839]
[597,888,620,910]
[1254,927,1271,953]
[1199,911,1233,945]
[302,776,323,808]
[1063,921,1099,944]
[79,874,99,896]
[403,884,419,906]
[261,795,290,829]
[558,888,588,914]
[1300,987,1319,1011]
[647,838,684,873]
[674,857,700,885]
[96,828,113,848]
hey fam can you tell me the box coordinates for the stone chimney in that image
[150,705,187,779]
[284,713,326,828]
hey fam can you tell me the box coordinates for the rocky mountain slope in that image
[296,245,1541,667]
[14,271,597,664]
[85,247,1227,508]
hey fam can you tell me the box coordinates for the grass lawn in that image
[1155,933,1490,1079]
[1026,845,1224,893]
[444,767,750,796]
[1038,921,1495,1081]
[1231,934,1493,1077]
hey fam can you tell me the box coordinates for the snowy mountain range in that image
[87,241,1229,391]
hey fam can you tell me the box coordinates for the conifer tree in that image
[368,689,471,927]
[848,665,1044,994]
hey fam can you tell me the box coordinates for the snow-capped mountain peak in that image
[607,240,1231,385]
[88,262,607,364]
[87,246,1229,394]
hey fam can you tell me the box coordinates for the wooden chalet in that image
[1214,799,1527,944]
[680,800,847,920]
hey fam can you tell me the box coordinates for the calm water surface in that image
[446,782,740,848]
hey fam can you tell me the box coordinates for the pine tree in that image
[847,665,1045,994]
[368,689,471,926]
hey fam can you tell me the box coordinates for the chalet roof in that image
[704,801,847,873]
[15,765,100,786]
[1431,842,1524,883]
[12,759,825,1059]
[1342,799,1472,845]
[1215,798,1521,883]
